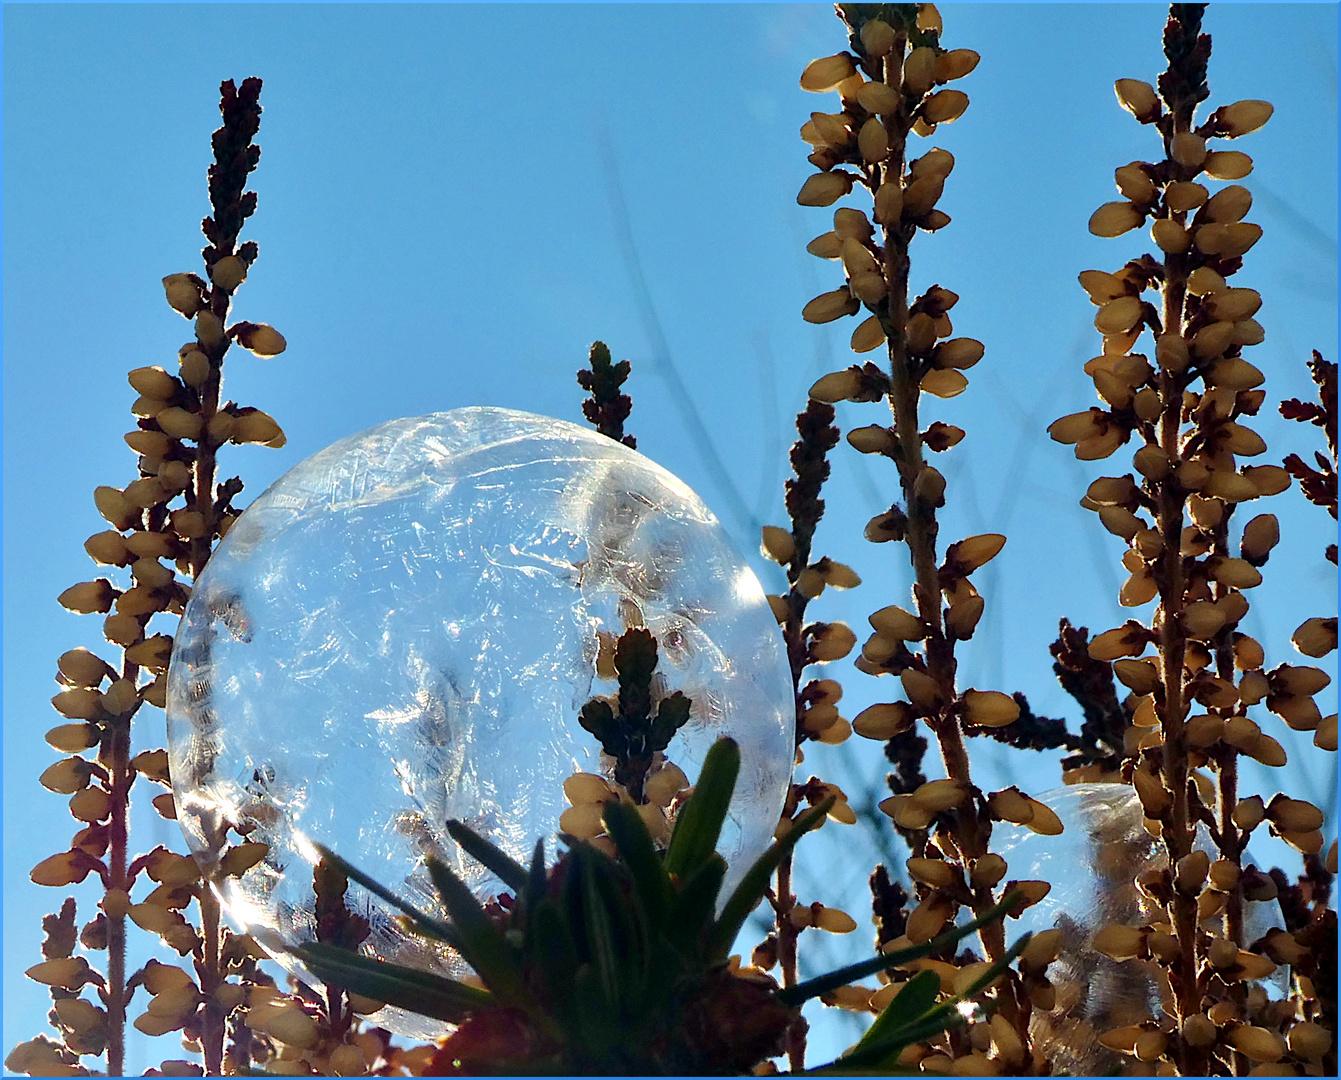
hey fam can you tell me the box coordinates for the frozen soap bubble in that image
[994,783,1285,1075]
[166,407,795,1038]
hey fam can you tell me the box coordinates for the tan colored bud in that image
[900,667,942,711]
[811,622,856,662]
[1164,181,1206,212]
[1024,799,1063,836]
[563,772,614,806]
[795,566,826,599]
[857,117,888,163]
[1088,623,1148,660]
[850,315,886,353]
[866,605,922,641]
[988,787,1034,826]
[815,906,858,934]
[1114,78,1159,119]
[821,561,860,589]
[1267,795,1324,833]
[219,841,270,877]
[1093,923,1147,961]
[46,722,101,753]
[69,786,112,823]
[558,801,606,838]
[905,896,952,943]
[1208,357,1265,390]
[1204,184,1253,224]
[806,231,843,260]
[919,367,967,399]
[900,46,937,97]
[1204,150,1253,179]
[911,778,969,812]
[858,18,895,57]
[962,689,1019,728]
[1292,617,1337,658]
[1133,445,1171,480]
[1181,600,1227,640]
[809,368,862,403]
[1113,659,1159,695]
[1228,1025,1286,1064]
[58,580,117,615]
[128,366,181,400]
[1243,463,1289,496]
[1219,99,1273,137]
[839,237,877,278]
[921,89,968,124]
[934,338,984,370]
[1210,221,1263,258]
[1287,1021,1332,1063]
[1132,768,1172,816]
[93,487,136,532]
[232,410,283,445]
[935,49,979,83]
[906,857,957,890]
[1151,218,1190,254]
[40,756,94,794]
[803,287,859,324]
[1186,713,1225,748]
[800,53,857,93]
[1315,713,1337,751]
[162,273,206,317]
[1048,410,1105,445]
[848,271,887,305]
[844,425,893,456]
[209,254,247,291]
[798,171,853,208]
[1171,132,1207,169]
[154,406,203,442]
[855,83,901,119]
[1239,513,1279,562]
[766,594,790,624]
[1089,200,1144,237]
[1191,320,1235,360]
[760,525,796,565]
[1078,269,1128,304]
[178,348,211,388]
[1173,850,1210,893]
[871,184,903,227]
[26,956,96,989]
[169,509,207,539]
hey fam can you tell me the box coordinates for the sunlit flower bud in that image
[1287,1022,1332,1063]
[1218,221,1264,258]
[902,175,944,220]
[1201,187,1252,227]
[1089,201,1142,237]
[46,723,101,753]
[1191,320,1235,359]
[839,238,877,279]
[128,368,181,403]
[1089,623,1149,660]
[852,702,911,741]
[558,801,606,838]
[1150,219,1190,254]
[809,369,861,403]
[901,314,935,357]
[859,18,895,57]
[811,622,856,662]
[1242,464,1287,497]
[1131,446,1168,480]
[69,786,112,823]
[1231,795,1266,832]
[922,89,968,124]
[58,579,117,615]
[798,171,853,208]
[873,182,903,224]
[759,526,796,566]
[209,254,247,292]
[644,762,688,807]
[809,111,851,147]
[219,841,270,877]
[1171,132,1207,169]
[800,53,857,93]
[794,567,825,599]
[1114,78,1159,120]
[1094,295,1144,335]
[900,667,942,711]
[914,465,946,505]
[41,756,95,794]
[931,338,983,372]
[162,273,207,318]
[856,82,900,117]
[850,315,886,354]
[803,287,860,323]
[1078,270,1128,304]
[1219,99,1273,138]
[919,368,967,399]
[232,410,283,446]
[911,778,969,812]
[1228,1026,1286,1064]
[170,509,208,539]
[1291,617,1337,658]
[856,117,888,163]
[962,689,1019,728]
[934,49,978,85]
[806,231,843,259]
[230,322,285,358]
[1204,150,1253,179]
[848,271,887,305]
[153,406,202,442]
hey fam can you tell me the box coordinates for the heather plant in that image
[8,4,1335,1077]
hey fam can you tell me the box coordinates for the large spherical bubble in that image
[994,783,1285,1075]
[166,407,794,1038]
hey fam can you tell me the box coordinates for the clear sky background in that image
[4,4,1337,1073]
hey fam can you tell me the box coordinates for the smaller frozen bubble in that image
[994,783,1286,1076]
[166,408,795,1038]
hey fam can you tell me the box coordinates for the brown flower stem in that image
[103,701,134,1079]
[775,847,805,1073]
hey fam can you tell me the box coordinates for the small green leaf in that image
[529,899,580,1029]
[710,798,832,961]
[835,969,940,1069]
[601,799,672,929]
[312,844,459,947]
[663,737,739,879]
[425,856,532,1009]
[292,942,493,1023]
[523,837,547,912]
[575,845,623,1013]
[665,853,726,958]
[445,819,530,897]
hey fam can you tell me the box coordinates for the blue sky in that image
[4,4,1337,1071]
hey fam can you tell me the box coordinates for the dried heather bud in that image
[1151,219,1190,254]
[910,778,969,812]
[760,526,796,566]
[1204,150,1253,179]
[800,53,856,93]
[806,231,843,259]
[809,368,861,403]
[1114,78,1159,120]
[803,287,860,323]
[1089,201,1142,237]
[58,580,117,616]
[934,338,984,370]
[810,622,856,662]
[128,366,181,400]
[857,117,889,164]
[1171,132,1207,169]
[962,689,1019,728]
[1218,99,1274,138]
[851,315,886,353]
[209,254,247,291]
[154,407,203,442]
[936,49,979,83]
[162,273,207,317]
[1093,923,1148,961]
[1292,617,1337,657]
[1239,513,1279,563]
[921,89,968,124]
[873,182,903,224]
[1228,1026,1287,1064]
[856,80,900,115]
[798,171,854,208]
